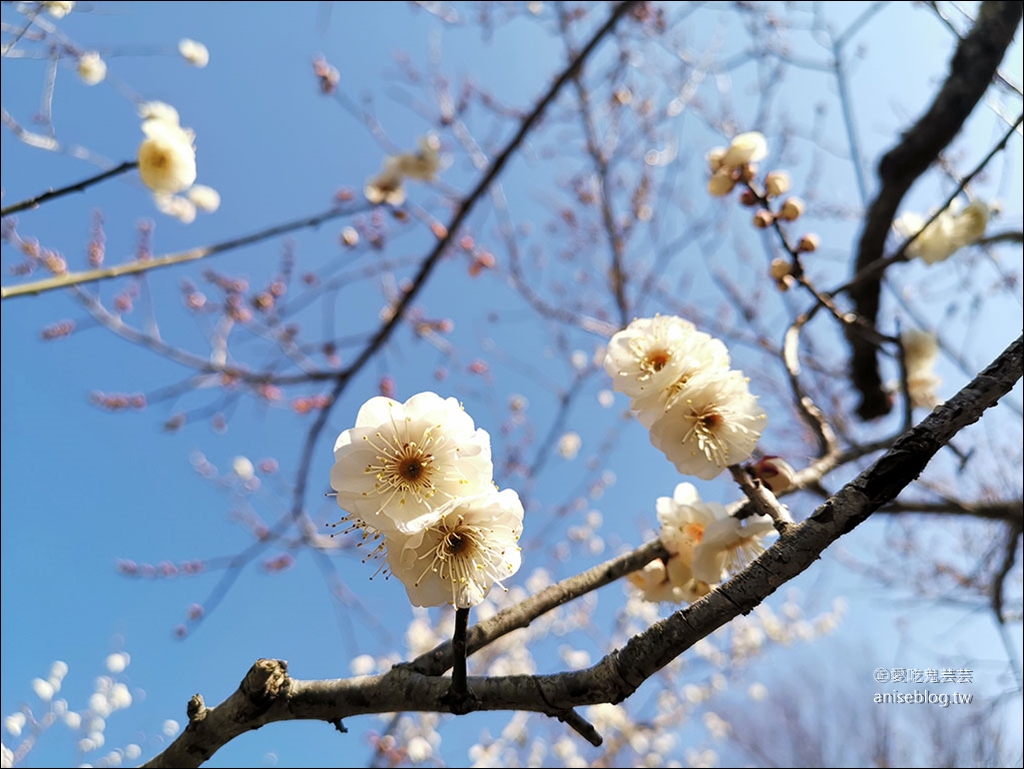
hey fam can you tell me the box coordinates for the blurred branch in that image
[844,0,1022,420]
[1,204,356,301]
[559,5,631,327]
[0,161,138,218]
[143,333,1023,769]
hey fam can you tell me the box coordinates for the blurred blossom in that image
[187,184,221,212]
[64,711,82,730]
[77,52,107,86]
[3,714,25,738]
[105,653,129,674]
[138,116,197,195]
[50,660,69,681]
[43,1,75,17]
[406,736,433,763]
[178,38,210,68]
[232,456,255,481]
[350,654,376,676]
[108,683,132,710]
[31,678,54,702]
[124,745,142,760]
[597,389,615,408]
[558,431,582,460]
[570,350,588,370]
[748,682,768,701]
[162,719,180,738]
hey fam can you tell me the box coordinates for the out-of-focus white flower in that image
[105,652,129,674]
[349,654,376,676]
[124,744,142,761]
[597,389,615,408]
[178,39,209,68]
[31,678,54,702]
[330,392,495,537]
[4,713,26,738]
[64,711,82,730]
[901,329,942,408]
[107,683,132,711]
[722,132,768,169]
[138,118,197,195]
[43,1,75,18]
[648,370,766,479]
[77,52,107,86]
[558,432,582,460]
[703,712,732,741]
[138,101,180,125]
[162,720,180,738]
[407,736,433,763]
[153,193,197,224]
[232,456,255,481]
[385,488,523,608]
[187,184,220,212]
[364,158,406,206]
[50,661,69,681]
[365,136,442,205]
[707,169,737,197]
[748,682,768,701]
[1,741,12,769]
[393,135,441,181]
[692,513,774,583]
[894,201,990,264]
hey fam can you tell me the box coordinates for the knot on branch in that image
[242,658,290,709]
[186,694,207,723]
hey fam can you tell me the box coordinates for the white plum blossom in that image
[385,489,523,608]
[138,116,197,195]
[631,332,731,428]
[364,135,442,205]
[558,431,582,460]
[153,193,197,223]
[603,315,716,401]
[893,200,990,264]
[187,184,221,212]
[178,38,209,68]
[43,1,75,18]
[691,514,775,584]
[393,134,441,181]
[77,51,106,85]
[627,559,685,604]
[364,157,407,206]
[901,329,942,408]
[330,392,494,537]
[721,131,768,169]
[648,370,766,479]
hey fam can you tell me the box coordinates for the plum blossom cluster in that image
[603,315,766,479]
[330,392,523,608]
[893,200,990,264]
[364,135,442,206]
[135,102,220,223]
[629,483,775,604]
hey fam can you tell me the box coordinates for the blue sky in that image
[2,2,1022,767]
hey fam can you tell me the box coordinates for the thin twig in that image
[1,161,139,218]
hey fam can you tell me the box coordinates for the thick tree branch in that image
[143,334,1022,768]
[845,0,1022,420]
